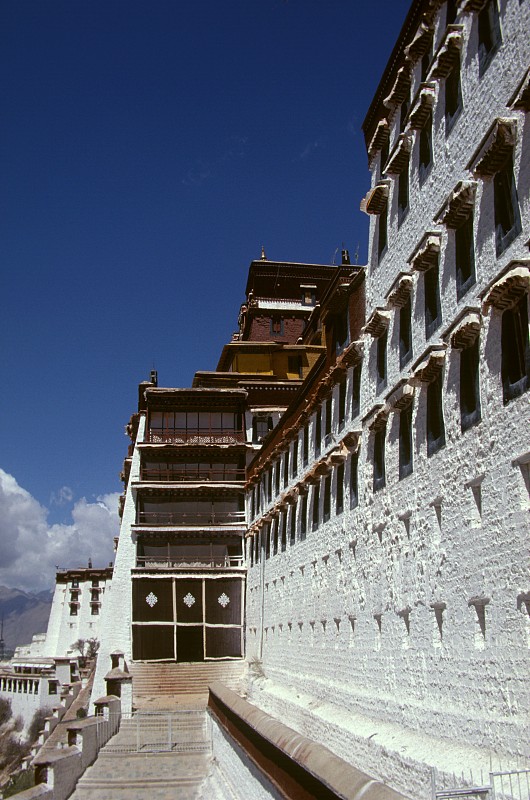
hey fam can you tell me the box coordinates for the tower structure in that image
[92,256,346,702]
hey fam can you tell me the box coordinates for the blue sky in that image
[0,0,409,589]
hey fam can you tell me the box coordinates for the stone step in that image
[129,660,246,701]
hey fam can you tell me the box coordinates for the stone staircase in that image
[129,660,246,709]
[70,711,219,800]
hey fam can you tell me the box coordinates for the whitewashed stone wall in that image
[91,415,145,706]
[245,1,530,793]
[205,718,283,800]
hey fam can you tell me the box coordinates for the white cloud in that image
[0,469,119,593]
[50,485,74,506]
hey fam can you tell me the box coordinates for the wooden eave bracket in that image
[386,274,413,308]
[448,311,481,349]
[360,180,390,215]
[429,26,463,80]
[404,20,434,62]
[282,488,298,506]
[337,339,364,368]
[482,260,530,311]
[384,64,412,109]
[342,430,361,451]
[509,66,530,112]
[407,83,436,130]
[408,231,442,272]
[302,470,320,487]
[436,180,477,228]
[460,0,488,12]
[314,458,332,477]
[367,119,390,163]
[443,305,481,347]
[386,380,415,411]
[468,118,517,178]
[363,308,391,337]
[411,345,446,385]
[367,406,389,432]
[328,443,349,465]
[385,132,413,176]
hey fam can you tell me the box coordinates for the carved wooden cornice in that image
[450,312,481,349]
[385,132,413,175]
[482,261,530,311]
[364,308,391,338]
[469,118,517,178]
[384,64,413,109]
[386,274,413,308]
[429,26,463,80]
[411,346,447,385]
[408,232,442,272]
[367,119,390,164]
[404,20,434,62]
[360,180,391,215]
[407,84,436,130]
[436,181,477,228]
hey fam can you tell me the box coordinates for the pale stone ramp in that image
[70,662,248,798]
[69,711,232,800]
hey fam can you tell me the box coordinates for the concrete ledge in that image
[208,681,409,800]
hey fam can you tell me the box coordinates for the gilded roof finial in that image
[261,245,267,260]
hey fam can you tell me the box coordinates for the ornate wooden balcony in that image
[139,467,246,483]
[146,428,246,445]
[135,554,245,570]
[136,510,246,526]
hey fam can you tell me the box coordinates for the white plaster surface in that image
[245,3,530,796]
[91,414,146,707]
[203,716,283,800]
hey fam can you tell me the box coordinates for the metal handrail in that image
[136,510,246,526]
[146,430,246,445]
[139,468,246,483]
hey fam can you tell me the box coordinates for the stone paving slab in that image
[69,710,216,800]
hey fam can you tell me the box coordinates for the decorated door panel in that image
[132,576,244,661]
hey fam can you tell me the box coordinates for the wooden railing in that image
[140,467,246,483]
[136,555,244,569]
[147,429,246,445]
[136,510,246,526]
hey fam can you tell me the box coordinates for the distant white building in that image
[0,566,112,730]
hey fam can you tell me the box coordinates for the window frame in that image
[373,427,386,492]
[338,377,347,430]
[445,58,462,134]
[336,463,345,515]
[455,214,476,301]
[399,405,414,479]
[376,330,388,393]
[399,295,413,368]
[312,482,320,531]
[501,294,530,404]
[427,373,446,456]
[350,452,359,509]
[494,153,522,257]
[425,265,442,339]
[351,363,362,419]
[478,0,502,77]
[460,338,482,431]
[398,159,410,225]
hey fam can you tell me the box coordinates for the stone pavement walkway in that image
[69,710,230,800]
